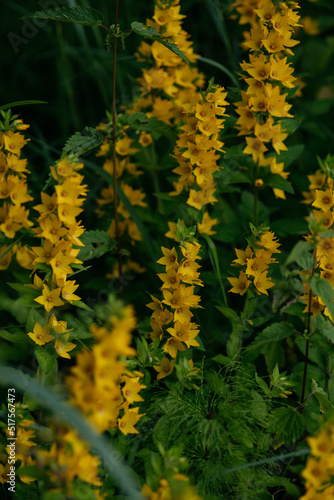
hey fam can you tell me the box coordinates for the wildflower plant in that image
[0,0,334,499]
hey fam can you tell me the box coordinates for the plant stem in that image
[111,0,123,301]
[253,161,259,227]
[300,288,312,413]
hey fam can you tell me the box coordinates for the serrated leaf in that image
[311,379,334,413]
[62,127,103,158]
[127,112,177,140]
[266,174,294,194]
[245,323,294,361]
[311,276,334,320]
[269,406,304,444]
[316,313,334,343]
[78,230,116,261]
[23,6,104,26]
[131,22,190,66]
[80,230,113,246]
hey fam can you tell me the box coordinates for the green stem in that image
[111,0,123,301]
[253,161,259,227]
[300,288,312,414]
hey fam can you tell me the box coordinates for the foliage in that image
[1,0,334,499]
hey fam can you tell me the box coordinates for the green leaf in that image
[245,323,294,361]
[136,338,148,365]
[316,313,334,343]
[311,379,334,413]
[255,373,270,396]
[7,282,39,296]
[0,101,47,112]
[266,174,294,194]
[62,127,104,158]
[78,230,116,261]
[310,276,334,321]
[274,144,304,169]
[127,112,177,140]
[23,6,104,26]
[269,406,304,444]
[0,330,28,344]
[71,300,93,312]
[279,118,302,135]
[216,305,240,326]
[131,21,190,66]
[285,241,314,266]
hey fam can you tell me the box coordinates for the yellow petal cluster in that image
[66,304,145,434]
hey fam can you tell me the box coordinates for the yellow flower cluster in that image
[96,129,148,246]
[300,423,334,499]
[1,418,36,486]
[0,113,33,269]
[300,171,334,320]
[228,229,280,295]
[147,241,202,380]
[66,304,146,434]
[142,474,202,500]
[170,86,228,229]
[232,0,301,198]
[132,0,204,125]
[36,426,103,498]
[26,157,87,358]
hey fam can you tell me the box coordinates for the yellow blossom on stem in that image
[154,356,174,380]
[27,323,54,346]
[55,333,76,359]
[227,270,251,295]
[34,284,64,312]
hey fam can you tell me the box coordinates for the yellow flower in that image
[55,333,76,359]
[118,403,145,435]
[61,280,81,302]
[163,336,186,358]
[157,247,179,270]
[227,270,251,295]
[122,376,146,404]
[138,132,152,147]
[50,252,74,281]
[35,284,64,312]
[312,189,334,212]
[39,214,67,244]
[3,131,29,155]
[27,323,54,346]
[253,272,275,295]
[154,356,174,380]
[259,230,281,253]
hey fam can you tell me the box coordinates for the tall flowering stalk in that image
[27,156,87,358]
[0,110,33,269]
[147,232,202,380]
[231,0,301,199]
[66,301,146,435]
[170,83,228,237]
[131,0,204,125]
